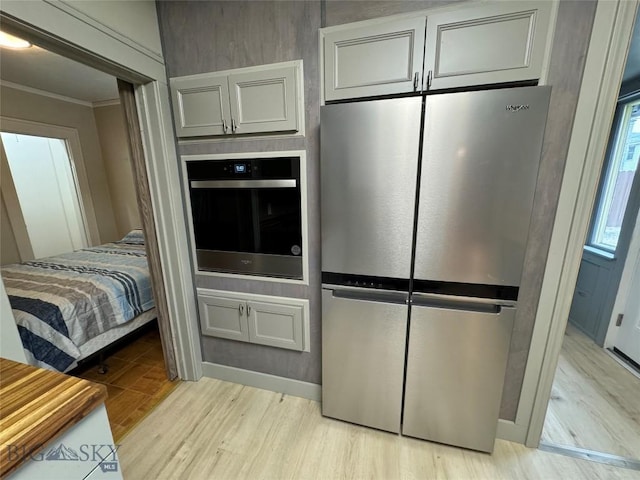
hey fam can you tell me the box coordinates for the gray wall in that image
[157,0,597,420]
[157,0,322,384]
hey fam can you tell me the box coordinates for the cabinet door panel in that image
[228,66,298,134]
[198,295,248,341]
[425,1,551,90]
[246,301,303,351]
[324,17,426,101]
[170,73,230,137]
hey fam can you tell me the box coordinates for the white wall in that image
[63,0,163,59]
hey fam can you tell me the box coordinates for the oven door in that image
[189,179,303,278]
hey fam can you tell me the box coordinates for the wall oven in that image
[186,156,303,279]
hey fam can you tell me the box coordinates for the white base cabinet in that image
[197,289,310,352]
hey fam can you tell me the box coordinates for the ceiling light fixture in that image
[0,31,32,49]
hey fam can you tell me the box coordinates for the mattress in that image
[2,230,155,372]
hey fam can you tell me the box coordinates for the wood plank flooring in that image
[73,327,179,441]
[542,324,640,459]
[120,377,637,479]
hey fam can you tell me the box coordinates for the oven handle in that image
[191,179,297,189]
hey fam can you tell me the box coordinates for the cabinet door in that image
[424,1,551,90]
[228,65,299,134]
[323,17,426,101]
[198,294,249,341]
[170,73,231,137]
[246,300,304,351]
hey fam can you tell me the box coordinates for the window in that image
[590,97,640,252]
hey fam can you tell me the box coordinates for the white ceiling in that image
[0,44,119,104]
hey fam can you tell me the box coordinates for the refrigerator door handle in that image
[411,292,515,314]
[326,287,408,306]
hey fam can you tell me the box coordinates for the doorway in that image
[539,6,640,464]
[1,131,90,259]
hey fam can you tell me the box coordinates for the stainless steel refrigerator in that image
[321,86,551,452]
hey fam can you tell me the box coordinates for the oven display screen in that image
[234,164,246,174]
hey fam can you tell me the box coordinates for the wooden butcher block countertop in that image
[0,358,107,478]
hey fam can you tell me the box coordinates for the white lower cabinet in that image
[197,289,309,352]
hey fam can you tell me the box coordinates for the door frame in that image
[0,2,202,380]
[518,0,639,447]
[0,117,101,253]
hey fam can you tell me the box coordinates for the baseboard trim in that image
[201,362,322,402]
[496,419,527,444]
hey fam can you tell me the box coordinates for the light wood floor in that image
[542,324,640,459]
[120,377,637,479]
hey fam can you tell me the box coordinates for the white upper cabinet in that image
[228,65,299,134]
[424,1,552,90]
[323,17,427,101]
[170,60,303,138]
[321,1,554,101]
[171,72,230,137]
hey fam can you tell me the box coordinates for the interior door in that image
[614,239,640,364]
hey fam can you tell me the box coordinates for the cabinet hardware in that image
[247,305,252,315]
[239,304,244,315]
[231,118,238,133]
[616,313,624,326]
[426,70,433,90]
[413,72,419,91]
[222,119,229,133]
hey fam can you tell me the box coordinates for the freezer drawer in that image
[402,301,515,452]
[322,288,408,433]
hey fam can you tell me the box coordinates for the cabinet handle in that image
[222,119,229,134]
[231,118,237,133]
[239,304,244,315]
[426,70,433,90]
[247,305,251,315]
[413,72,419,92]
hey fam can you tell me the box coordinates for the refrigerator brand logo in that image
[505,104,530,112]
[240,259,253,265]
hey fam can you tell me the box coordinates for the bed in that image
[1,229,156,373]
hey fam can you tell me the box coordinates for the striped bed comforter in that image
[2,236,154,372]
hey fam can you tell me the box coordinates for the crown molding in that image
[0,80,93,107]
[92,98,121,108]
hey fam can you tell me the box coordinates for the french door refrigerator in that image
[321,86,551,452]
